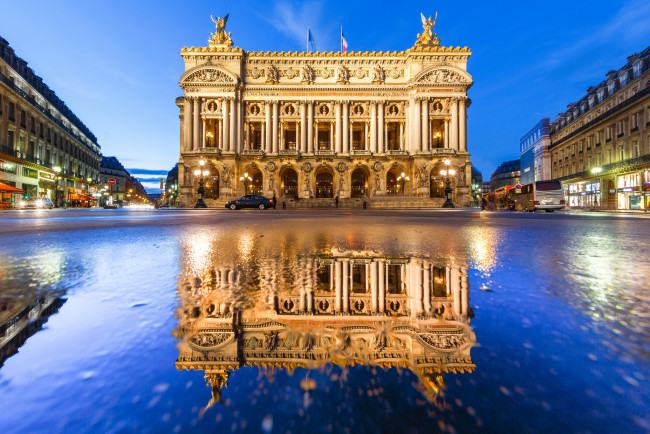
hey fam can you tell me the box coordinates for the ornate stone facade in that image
[177,15,473,206]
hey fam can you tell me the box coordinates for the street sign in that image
[515,183,522,194]
[108,178,116,185]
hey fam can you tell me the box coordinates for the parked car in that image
[225,195,275,210]
[19,197,54,209]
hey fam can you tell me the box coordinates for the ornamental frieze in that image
[417,68,468,84]
[189,332,233,349]
[182,68,236,85]
[418,331,466,350]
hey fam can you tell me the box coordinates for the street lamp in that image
[53,166,62,208]
[206,132,214,147]
[440,159,456,208]
[194,159,209,208]
[240,172,252,195]
[396,172,410,195]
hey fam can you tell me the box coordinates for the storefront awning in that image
[0,182,26,194]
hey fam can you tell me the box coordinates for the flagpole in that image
[307,26,309,52]
[340,26,342,52]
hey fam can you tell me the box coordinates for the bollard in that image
[282,201,286,209]
[363,201,367,209]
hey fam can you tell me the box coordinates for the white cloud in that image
[262,1,327,49]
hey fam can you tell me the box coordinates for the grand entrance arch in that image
[430,173,444,198]
[350,167,369,197]
[315,167,334,198]
[205,174,219,199]
[386,167,406,195]
[281,168,298,197]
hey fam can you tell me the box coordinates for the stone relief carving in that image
[265,161,278,173]
[301,162,313,173]
[371,65,385,83]
[336,65,349,84]
[418,69,467,84]
[419,332,465,350]
[336,162,348,173]
[415,165,428,187]
[301,65,314,83]
[190,332,232,348]
[371,161,384,172]
[184,69,234,84]
[266,65,278,84]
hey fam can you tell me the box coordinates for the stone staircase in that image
[201,196,447,209]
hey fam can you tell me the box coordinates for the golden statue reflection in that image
[174,231,476,413]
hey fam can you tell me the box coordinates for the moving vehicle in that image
[494,185,517,210]
[512,180,565,212]
[225,194,275,210]
[19,197,54,209]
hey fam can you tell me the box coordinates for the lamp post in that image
[206,131,214,147]
[240,172,252,195]
[440,159,456,208]
[194,159,209,208]
[53,166,62,208]
[396,172,410,195]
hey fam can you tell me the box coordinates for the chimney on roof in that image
[627,54,638,63]
[606,70,617,79]
[587,86,595,93]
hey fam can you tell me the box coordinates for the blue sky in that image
[1,0,649,190]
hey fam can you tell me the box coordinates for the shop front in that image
[644,170,650,209]
[0,182,26,209]
[617,172,642,210]
[565,180,601,208]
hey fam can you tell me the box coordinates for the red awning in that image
[0,182,26,194]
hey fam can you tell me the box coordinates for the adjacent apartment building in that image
[519,118,550,185]
[548,46,650,210]
[0,36,101,205]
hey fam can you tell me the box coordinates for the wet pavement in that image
[0,209,648,433]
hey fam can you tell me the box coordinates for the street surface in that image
[0,209,648,432]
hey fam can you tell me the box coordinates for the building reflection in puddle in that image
[175,235,476,413]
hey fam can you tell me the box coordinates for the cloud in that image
[52,78,105,100]
[262,1,326,48]
[126,168,170,176]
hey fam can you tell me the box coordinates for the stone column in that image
[370,103,377,153]
[335,102,342,154]
[378,101,384,153]
[400,123,404,150]
[295,122,299,151]
[244,122,249,150]
[444,119,449,149]
[193,97,200,152]
[421,99,429,152]
[272,101,279,154]
[423,263,431,314]
[280,122,284,151]
[229,98,236,153]
[370,261,378,312]
[261,121,266,152]
[237,98,243,155]
[300,102,307,153]
[451,98,459,151]
[451,267,461,316]
[307,102,314,153]
[265,102,272,153]
[414,261,423,315]
[342,102,349,153]
[218,119,223,150]
[459,98,467,152]
[335,260,342,312]
[330,122,334,151]
[184,98,192,152]
[364,123,368,150]
[342,259,349,313]
[222,99,230,152]
[413,97,421,153]
[378,260,385,313]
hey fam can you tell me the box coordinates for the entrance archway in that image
[350,167,368,197]
[205,174,219,199]
[244,166,263,195]
[315,167,334,198]
[281,168,298,197]
[386,167,406,195]
[430,174,444,198]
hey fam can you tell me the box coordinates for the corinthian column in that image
[307,102,314,153]
[421,99,429,152]
[444,119,449,149]
[184,97,192,152]
[335,102,342,153]
[370,103,377,153]
[413,97,421,153]
[265,102,272,153]
[193,97,200,152]
[300,102,307,153]
[342,102,349,154]
[272,101,279,154]
[459,98,467,153]
[451,98,459,151]
[378,101,384,153]
[229,98,236,153]
[222,99,230,152]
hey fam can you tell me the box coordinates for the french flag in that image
[341,28,348,52]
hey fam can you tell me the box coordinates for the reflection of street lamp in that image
[396,172,410,195]
[240,172,252,194]
[206,131,214,147]
[194,159,209,208]
[53,166,62,208]
[440,159,456,208]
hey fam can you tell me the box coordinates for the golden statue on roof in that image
[209,13,233,48]
[415,12,440,47]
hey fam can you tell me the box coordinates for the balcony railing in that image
[315,149,334,156]
[350,149,370,155]
[279,149,299,155]
[243,149,264,155]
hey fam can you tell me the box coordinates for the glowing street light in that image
[194,159,209,208]
[240,171,252,194]
[440,159,456,208]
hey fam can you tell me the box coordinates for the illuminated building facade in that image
[549,46,650,210]
[176,14,473,207]
[0,36,101,204]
